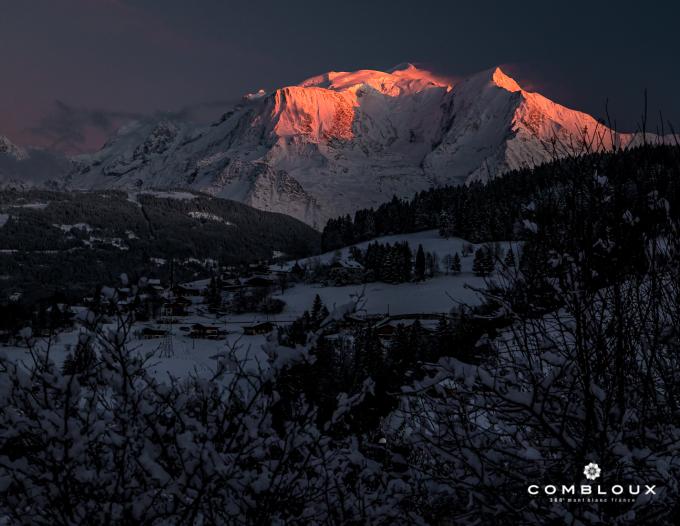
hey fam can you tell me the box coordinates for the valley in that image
[0,229,504,379]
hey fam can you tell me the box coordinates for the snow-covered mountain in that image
[0,136,28,161]
[0,135,70,189]
[19,65,648,227]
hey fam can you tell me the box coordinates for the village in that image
[0,230,503,378]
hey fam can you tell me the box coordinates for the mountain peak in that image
[388,62,418,73]
[491,67,521,92]
[0,135,27,160]
[297,64,449,95]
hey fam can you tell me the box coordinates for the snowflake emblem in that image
[583,462,601,481]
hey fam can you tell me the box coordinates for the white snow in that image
[141,190,198,200]
[127,190,198,203]
[187,211,232,224]
[244,89,267,101]
[53,223,94,233]
[10,202,48,210]
[280,276,485,318]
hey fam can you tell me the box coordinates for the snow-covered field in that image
[273,229,516,274]
[278,275,485,317]
[0,315,270,381]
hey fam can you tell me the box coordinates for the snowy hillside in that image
[274,230,483,271]
[0,136,70,188]
[272,229,516,315]
[7,64,660,227]
[0,136,27,160]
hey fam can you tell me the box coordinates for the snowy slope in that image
[272,230,483,271]
[17,64,660,226]
[0,135,70,188]
[271,229,517,315]
[0,136,27,160]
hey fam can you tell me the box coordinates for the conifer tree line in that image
[348,241,445,283]
[321,145,680,251]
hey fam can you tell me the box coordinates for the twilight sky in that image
[1,0,678,153]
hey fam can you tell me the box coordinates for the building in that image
[140,327,169,340]
[190,323,226,340]
[172,284,203,297]
[242,321,275,336]
[161,297,192,317]
[372,314,445,342]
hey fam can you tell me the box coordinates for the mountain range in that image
[0,64,654,228]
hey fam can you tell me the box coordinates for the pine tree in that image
[291,261,304,279]
[451,252,462,274]
[382,250,397,283]
[398,242,413,282]
[484,247,496,275]
[435,317,454,358]
[426,252,438,277]
[473,247,494,277]
[504,248,516,267]
[205,276,222,313]
[415,244,426,281]
[354,328,384,381]
[62,339,96,377]
[311,294,329,325]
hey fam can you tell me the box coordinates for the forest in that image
[0,190,319,302]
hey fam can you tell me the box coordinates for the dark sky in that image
[2,0,678,153]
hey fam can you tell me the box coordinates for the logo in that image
[527,463,657,504]
[583,462,601,481]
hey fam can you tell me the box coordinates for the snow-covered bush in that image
[391,181,680,525]
[0,304,417,525]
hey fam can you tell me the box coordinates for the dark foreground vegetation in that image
[2,144,680,524]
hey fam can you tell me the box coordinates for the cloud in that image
[165,99,242,121]
[29,98,242,154]
[30,100,142,153]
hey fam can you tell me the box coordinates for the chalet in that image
[221,278,243,292]
[248,262,269,273]
[190,323,226,340]
[161,297,191,317]
[220,268,240,281]
[242,321,275,336]
[146,278,165,293]
[140,327,169,340]
[172,284,203,297]
[372,314,446,341]
[319,311,380,332]
[374,324,398,339]
[118,287,132,299]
